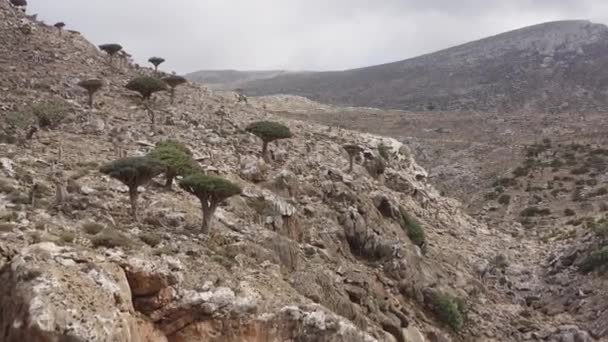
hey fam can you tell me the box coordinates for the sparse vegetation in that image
[163,75,187,104]
[179,174,242,234]
[148,57,165,72]
[571,166,590,175]
[498,194,511,205]
[77,79,103,108]
[398,207,425,248]
[60,231,75,243]
[82,221,104,235]
[429,291,465,331]
[591,220,608,239]
[246,121,292,162]
[125,76,168,125]
[99,157,164,219]
[378,142,391,160]
[520,206,551,217]
[91,229,132,249]
[580,247,608,273]
[139,233,162,247]
[564,208,576,217]
[31,101,68,129]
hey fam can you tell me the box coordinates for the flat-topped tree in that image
[179,174,242,234]
[10,0,27,6]
[148,57,165,73]
[343,144,364,173]
[99,157,164,219]
[162,75,187,104]
[77,79,103,108]
[54,22,65,30]
[246,121,292,162]
[98,44,123,64]
[149,140,197,189]
[125,76,168,125]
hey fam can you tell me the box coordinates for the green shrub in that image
[91,229,132,249]
[246,121,292,162]
[139,233,162,247]
[398,207,425,247]
[498,194,511,205]
[485,192,499,201]
[378,142,391,160]
[513,166,530,178]
[99,157,164,219]
[571,166,590,175]
[564,208,576,217]
[82,221,104,235]
[550,159,564,168]
[591,221,608,238]
[589,187,608,198]
[520,207,551,217]
[30,101,68,129]
[179,174,242,234]
[493,178,517,188]
[60,231,75,243]
[429,291,465,331]
[580,247,608,273]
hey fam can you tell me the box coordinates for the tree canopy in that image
[100,157,164,189]
[125,76,168,99]
[148,57,165,68]
[77,79,103,93]
[163,75,187,89]
[179,174,242,205]
[98,44,123,56]
[246,121,292,143]
[149,141,198,188]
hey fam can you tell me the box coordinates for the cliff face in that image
[226,20,608,113]
[0,2,603,342]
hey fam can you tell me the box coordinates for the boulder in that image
[0,243,166,342]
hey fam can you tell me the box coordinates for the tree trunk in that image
[129,187,138,220]
[164,173,175,190]
[201,202,218,234]
[144,101,155,129]
[262,141,269,162]
[170,88,175,104]
[88,93,94,108]
[348,156,354,173]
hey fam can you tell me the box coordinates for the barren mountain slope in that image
[0,3,606,342]
[230,20,608,113]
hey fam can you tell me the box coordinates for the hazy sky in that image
[28,0,608,74]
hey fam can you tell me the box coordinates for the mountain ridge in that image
[190,20,608,113]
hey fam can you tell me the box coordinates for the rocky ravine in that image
[0,2,604,342]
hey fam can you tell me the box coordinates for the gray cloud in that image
[27,0,608,73]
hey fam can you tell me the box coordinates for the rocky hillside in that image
[227,20,608,113]
[0,2,606,342]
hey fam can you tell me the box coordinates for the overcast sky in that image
[28,0,608,74]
